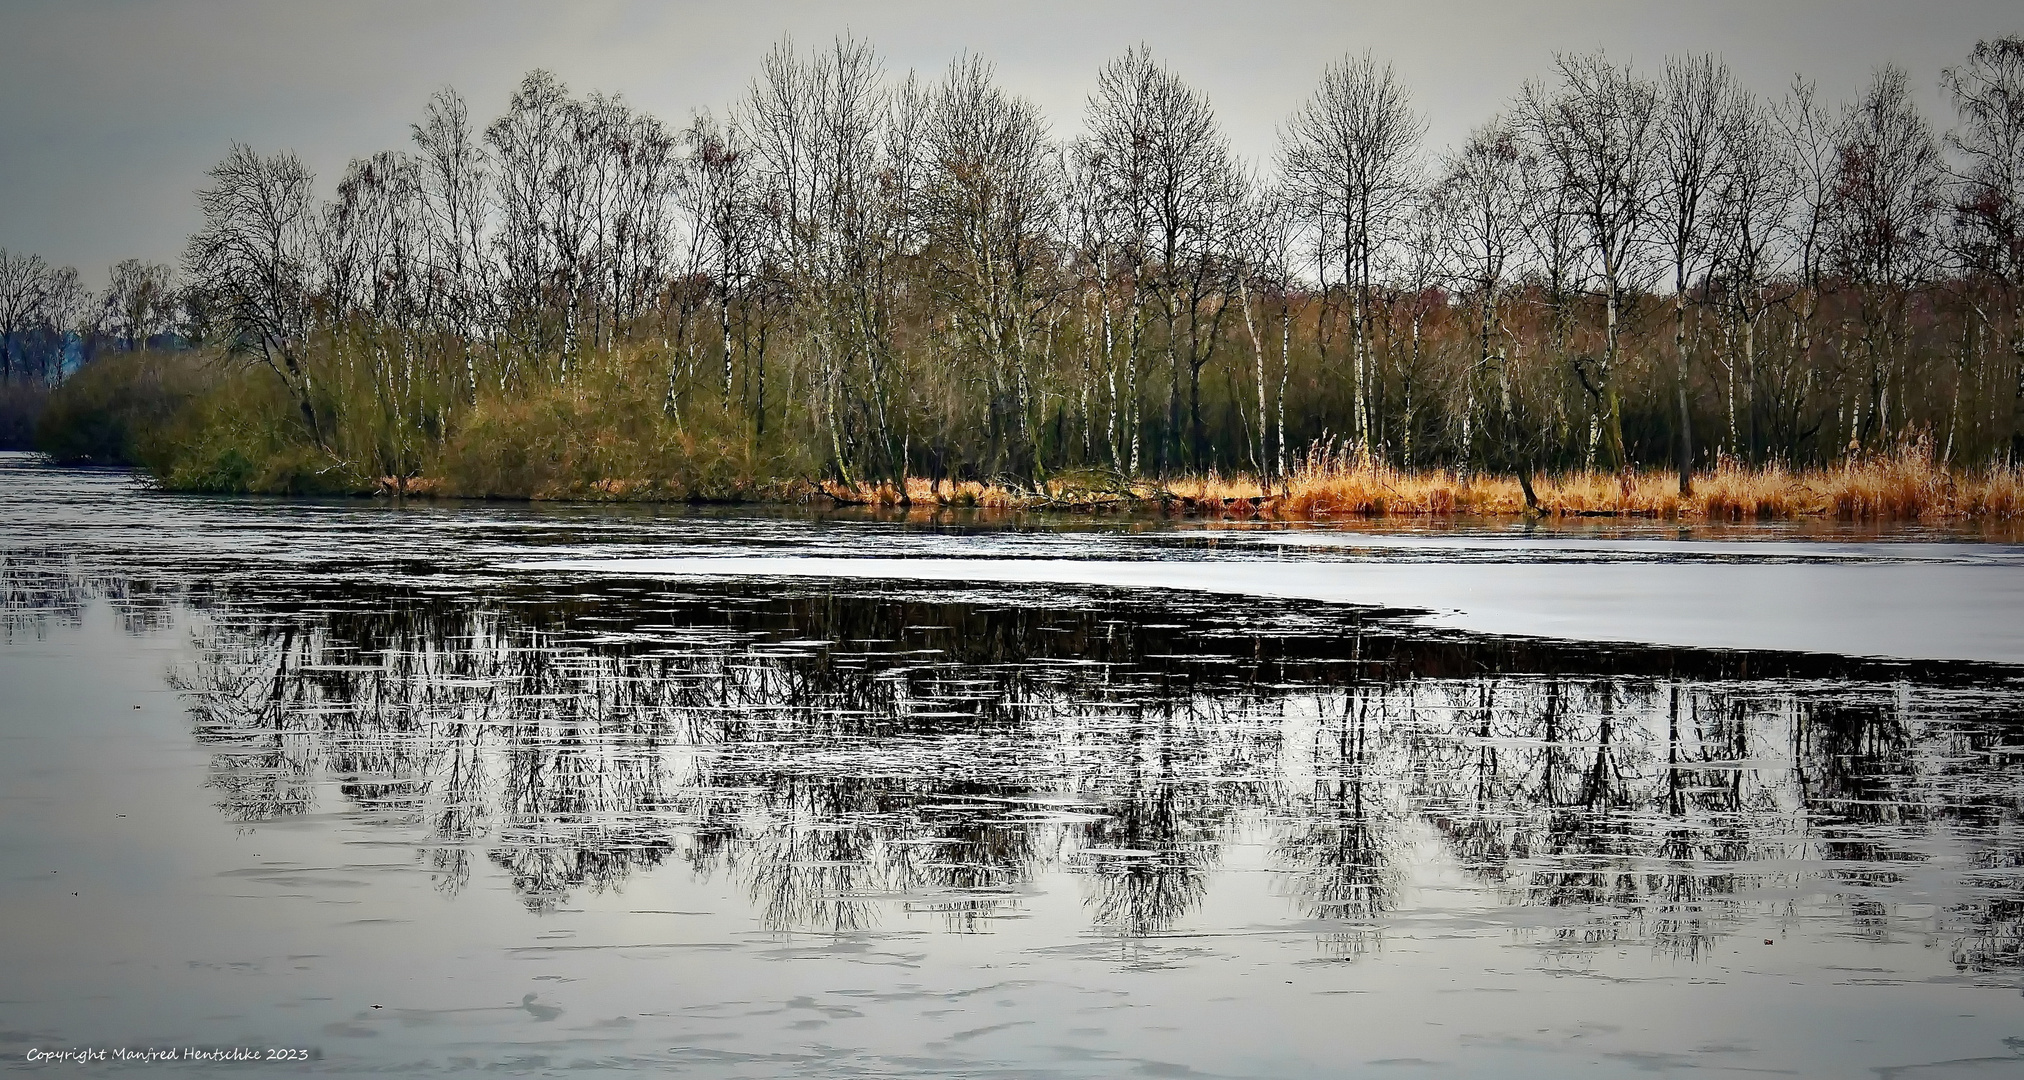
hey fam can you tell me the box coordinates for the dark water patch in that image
[13,552,2015,962]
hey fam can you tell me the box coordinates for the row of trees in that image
[0,251,179,385]
[43,35,2024,484]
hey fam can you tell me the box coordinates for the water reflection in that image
[9,548,2023,974]
[2,549,181,638]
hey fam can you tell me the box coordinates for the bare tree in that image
[183,143,323,444]
[45,266,89,382]
[680,110,754,410]
[1522,51,1660,471]
[1710,85,1798,462]
[1515,120,1586,465]
[1234,179,1298,478]
[741,39,823,453]
[1944,36,2024,461]
[322,147,450,477]
[922,54,1063,481]
[1657,53,1732,488]
[1089,45,1243,473]
[1280,52,1426,450]
[411,87,492,399]
[324,151,425,327]
[1777,78,1841,437]
[1063,135,1141,472]
[1383,188,1448,471]
[101,258,177,352]
[1828,65,1945,447]
[576,93,679,349]
[1436,116,1528,480]
[486,70,572,371]
[0,249,53,384]
[745,35,914,485]
[813,36,904,484]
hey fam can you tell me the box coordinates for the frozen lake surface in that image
[527,550,2024,663]
[2,453,2022,1077]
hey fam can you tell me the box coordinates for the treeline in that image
[22,35,2024,493]
[0,252,178,448]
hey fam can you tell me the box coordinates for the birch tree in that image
[680,110,754,411]
[922,54,1063,481]
[411,87,491,400]
[1235,181,1298,478]
[1280,53,1425,450]
[1436,117,1528,477]
[1828,65,1945,448]
[1064,136,1139,471]
[1710,85,1797,462]
[1523,52,1660,470]
[1657,54,1731,486]
[1943,36,2024,461]
[485,70,572,370]
[1515,121,1585,464]
[322,148,437,477]
[1088,46,1242,473]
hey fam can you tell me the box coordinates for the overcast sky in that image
[2,0,2018,285]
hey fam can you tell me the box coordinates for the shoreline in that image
[354,456,2024,523]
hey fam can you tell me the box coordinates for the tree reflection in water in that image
[13,553,2021,967]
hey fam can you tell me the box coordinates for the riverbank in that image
[355,450,2024,523]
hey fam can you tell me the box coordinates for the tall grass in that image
[827,438,2024,522]
[1256,439,2024,521]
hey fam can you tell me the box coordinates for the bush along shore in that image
[32,346,2022,523]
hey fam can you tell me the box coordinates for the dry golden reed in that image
[827,439,2024,522]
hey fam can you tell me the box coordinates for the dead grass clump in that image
[1274,443,1521,516]
[1958,466,2024,518]
[822,480,907,506]
[1811,439,1953,520]
[1695,459,1805,519]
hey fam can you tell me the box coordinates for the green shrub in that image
[38,337,818,500]
[438,353,813,499]
[36,350,211,464]
[148,371,371,495]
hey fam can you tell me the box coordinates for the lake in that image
[2,451,2021,1078]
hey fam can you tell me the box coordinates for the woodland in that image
[7,36,2024,515]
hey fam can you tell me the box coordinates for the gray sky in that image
[2,0,2017,286]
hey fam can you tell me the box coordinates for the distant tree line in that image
[16,35,2024,487]
[0,252,179,383]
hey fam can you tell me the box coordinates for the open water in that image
[2,452,2021,1077]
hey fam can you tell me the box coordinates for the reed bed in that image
[825,442,2024,521]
